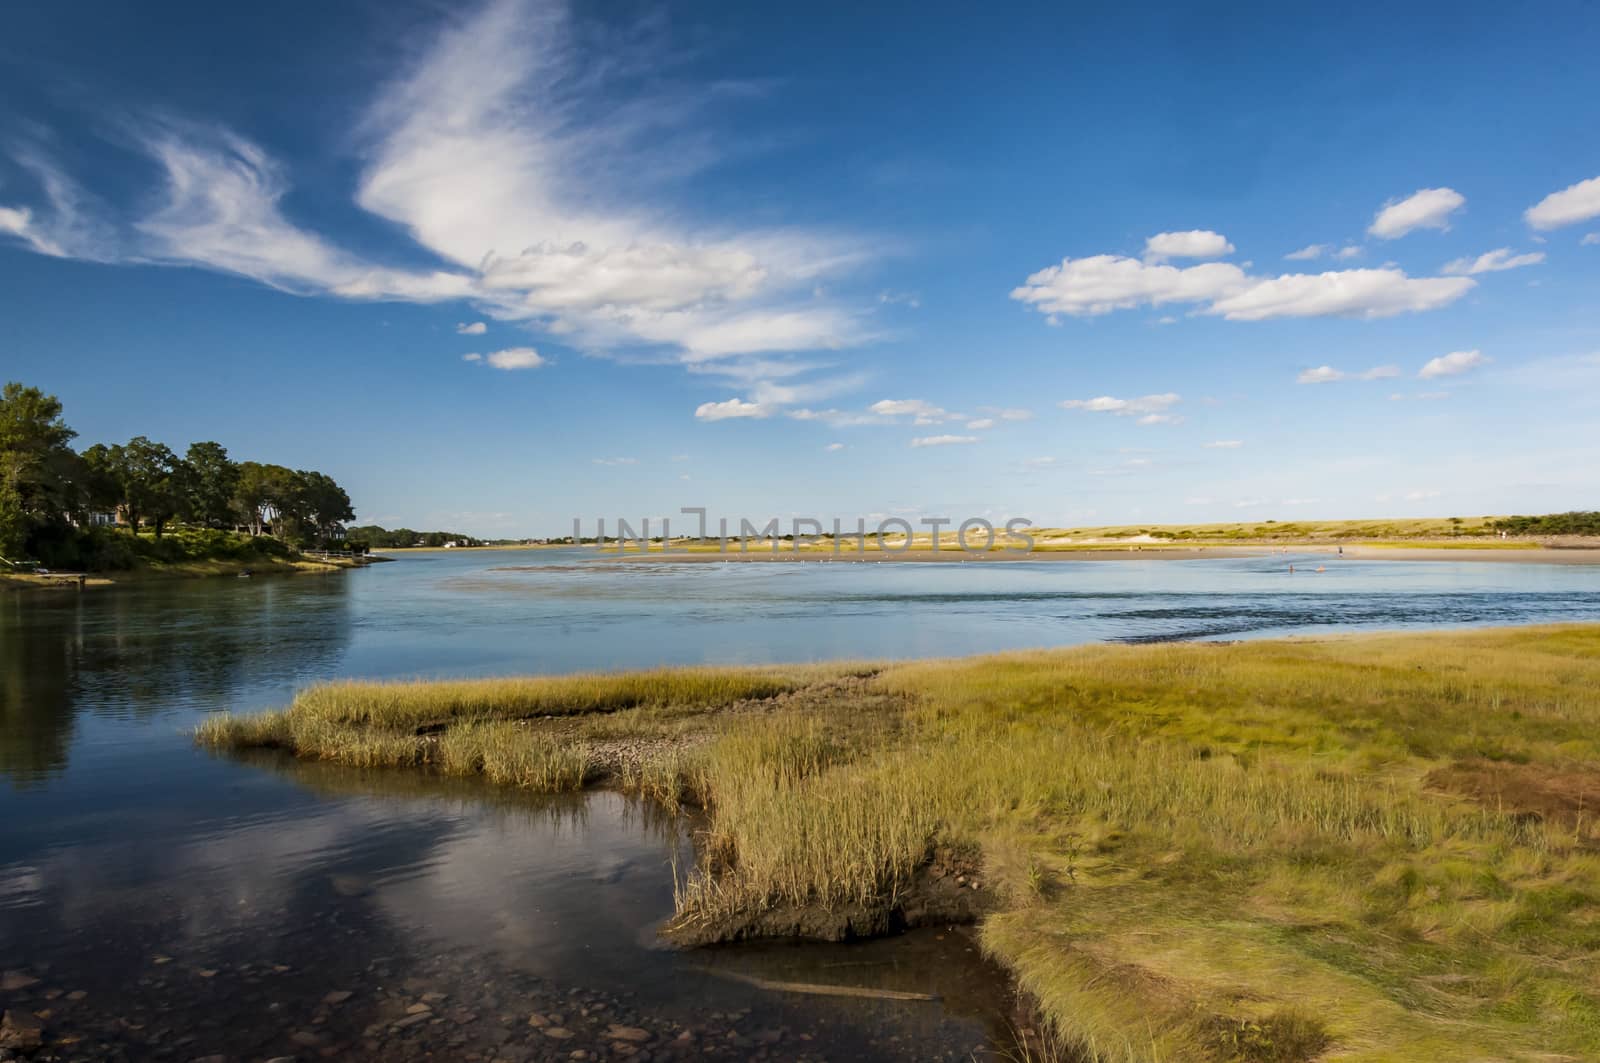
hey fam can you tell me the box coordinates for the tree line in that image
[1,381,354,565]
[346,526,483,549]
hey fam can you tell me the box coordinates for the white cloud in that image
[0,0,875,380]
[824,442,845,452]
[461,352,483,362]
[965,418,995,430]
[1405,488,1441,501]
[481,347,544,369]
[1022,456,1057,468]
[910,434,978,447]
[1525,175,1600,230]
[591,457,638,466]
[869,398,953,425]
[983,407,1034,421]
[1297,364,1400,384]
[1013,250,1471,322]
[1011,255,1247,317]
[1208,269,1473,321]
[1060,393,1182,425]
[1442,248,1545,275]
[1368,187,1465,239]
[456,321,488,334]
[1418,349,1489,379]
[1583,233,1600,246]
[1335,245,1363,260]
[1282,497,1321,506]
[1143,229,1235,262]
[1284,244,1327,261]
[694,397,771,421]
[1203,439,1243,449]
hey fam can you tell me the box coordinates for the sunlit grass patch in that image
[199,624,1600,1061]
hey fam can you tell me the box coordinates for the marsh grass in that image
[200,625,1600,1062]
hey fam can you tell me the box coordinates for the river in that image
[4,548,1599,1060]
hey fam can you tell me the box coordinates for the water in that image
[3,549,1599,1060]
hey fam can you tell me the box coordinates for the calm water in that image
[3,549,1600,1060]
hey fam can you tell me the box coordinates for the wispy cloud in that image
[1442,248,1545,275]
[456,321,487,335]
[1297,364,1400,384]
[910,434,978,447]
[1060,393,1182,425]
[1203,439,1243,449]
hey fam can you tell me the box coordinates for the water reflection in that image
[0,576,350,787]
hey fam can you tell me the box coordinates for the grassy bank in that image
[2,527,379,590]
[198,626,1600,1061]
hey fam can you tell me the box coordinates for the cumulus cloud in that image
[1442,248,1545,275]
[694,397,771,421]
[1418,349,1488,379]
[1284,244,1327,261]
[1368,187,1465,239]
[1143,229,1235,262]
[456,321,487,334]
[1525,175,1600,230]
[965,418,995,429]
[1011,255,1247,317]
[1207,269,1473,321]
[1012,250,1471,322]
[910,434,978,447]
[484,346,545,369]
[1060,393,1182,425]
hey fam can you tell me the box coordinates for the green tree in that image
[293,470,354,545]
[182,441,239,528]
[119,437,184,539]
[0,382,81,558]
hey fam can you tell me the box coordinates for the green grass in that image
[200,625,1600,1062]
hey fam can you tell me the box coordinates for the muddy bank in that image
[665,847,998,947]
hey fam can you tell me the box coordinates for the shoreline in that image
[198,623,1600,1062]
[598,542,1600,565]
[1,553,383,593]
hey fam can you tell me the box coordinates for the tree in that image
[0,382,81,558]
[119,437,184,539]
[232,461,302,539]
[294,470,354,544]
[182,441,239,528]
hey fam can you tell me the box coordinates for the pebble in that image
[322,990,353,1006]
[0,973,39,993]
[605,1024,651,1043]
[543,1026,574,1039]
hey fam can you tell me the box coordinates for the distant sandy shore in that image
[603,544,1600,565]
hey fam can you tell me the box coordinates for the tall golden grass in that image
[200,625,1600,1061]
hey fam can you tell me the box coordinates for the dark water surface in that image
[4,549,1600,1060]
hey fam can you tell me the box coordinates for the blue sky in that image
[3,0,1599,536]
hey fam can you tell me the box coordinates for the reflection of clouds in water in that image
[370,792,682,971]
[2,782,683,990]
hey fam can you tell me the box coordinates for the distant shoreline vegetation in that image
[2,381,357,573]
